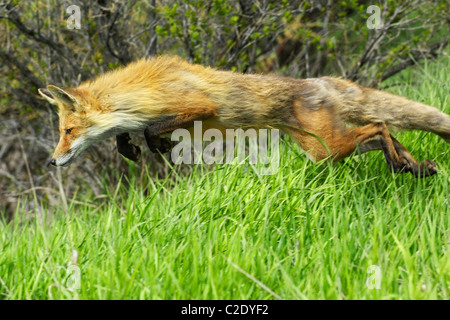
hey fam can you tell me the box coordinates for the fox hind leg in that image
[357,134,437,177]
[285,121,437,177]
[389,136,437,177]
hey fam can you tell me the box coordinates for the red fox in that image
[38,56,449,177]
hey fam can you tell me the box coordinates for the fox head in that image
[39,86,114,167]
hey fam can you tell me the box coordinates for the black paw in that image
[117,133,141,162]
[414,160,438,178]
[146,136,172,153]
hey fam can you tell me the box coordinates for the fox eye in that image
[65,128,73,135]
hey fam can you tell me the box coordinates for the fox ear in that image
[38,88,58,105]
[46,85,80,111]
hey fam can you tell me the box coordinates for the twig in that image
[16,127,42,223]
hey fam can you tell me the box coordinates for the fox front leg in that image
[116,131,169,160]
[143,110,216,154]
[144,130,173,154]
[116,133,141,162]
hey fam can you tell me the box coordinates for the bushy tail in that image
[362,89,450,143]
[321,76,450,143]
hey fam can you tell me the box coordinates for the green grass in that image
[1,55,449,300]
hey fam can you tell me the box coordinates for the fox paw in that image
[146,136,172,154]
[117,133,141,162]
[388,157,437,178]
[414,160,438,178]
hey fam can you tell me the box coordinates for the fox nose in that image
[50,159,56,166]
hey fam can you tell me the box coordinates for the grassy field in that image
[1,55,449,300]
